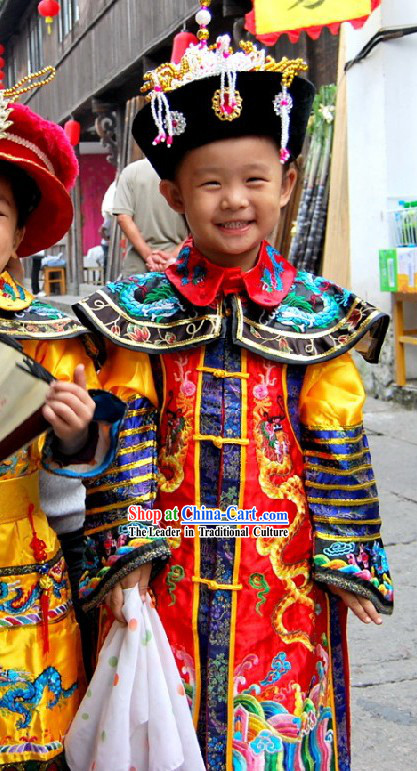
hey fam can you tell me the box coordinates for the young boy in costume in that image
[0,76,129,769]
[74,10,393,770]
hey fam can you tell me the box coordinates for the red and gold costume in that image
[75,239,393,771]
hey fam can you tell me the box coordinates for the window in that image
[27,14,43,73]
[58,0,80,41]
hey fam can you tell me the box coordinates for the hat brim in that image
[133,71,315,180]
[0,152,73,257]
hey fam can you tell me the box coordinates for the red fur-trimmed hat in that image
[0,87,78,257]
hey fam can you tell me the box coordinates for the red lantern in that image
[38,0,61,35]
[0,73,5,82]
[64,118,81,146]
[0,57,5,68]
[0,46,5,55]
[171,31,199,64]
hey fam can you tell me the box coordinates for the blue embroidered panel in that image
[286,365,306,445]
[197,334,243,770]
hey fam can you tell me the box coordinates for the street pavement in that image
[350,397,417,768]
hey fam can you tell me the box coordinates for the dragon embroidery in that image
[0,667,78,729]
[252,361,315,651]
[0,560,68,615]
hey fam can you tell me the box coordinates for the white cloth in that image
[65,589,205,771]
[84,246,105,267]
[41,252,65,267]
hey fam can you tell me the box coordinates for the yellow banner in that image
[254,0,371,35]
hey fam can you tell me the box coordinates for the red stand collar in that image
[166,238,296,308]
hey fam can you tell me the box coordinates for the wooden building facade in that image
[1,0,338,148]
[0,0,338,284]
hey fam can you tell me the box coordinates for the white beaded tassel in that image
[151,77,174,147]
[273,86,294,164]
[218,35,238,117]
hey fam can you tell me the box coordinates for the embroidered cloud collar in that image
[166,239,296,308]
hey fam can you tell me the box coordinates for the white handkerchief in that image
[65,589,205,771]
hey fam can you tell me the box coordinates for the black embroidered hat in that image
[132,58,315,180]
[132,0,314,180]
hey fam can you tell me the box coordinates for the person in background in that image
[112,156,188,276]
[30,248,45,296]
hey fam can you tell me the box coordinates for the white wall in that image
[345,0,417,378]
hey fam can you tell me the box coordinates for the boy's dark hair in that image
[0,161,41,229]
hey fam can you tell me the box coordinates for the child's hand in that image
[329,585,382,625]
[146,250,174,272]
[42,364,95,455]
[104,562,152,623]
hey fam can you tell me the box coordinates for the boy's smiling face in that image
[160,135,297,271]
[0,177,23,274]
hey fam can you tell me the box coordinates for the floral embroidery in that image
[126,323,150,343]
[159,356,195,492]
[167,238,295,309]
[0,296,85,339]
[25,300,67,319]
[0,449,31,481]
[172,647,196,713]
[253,361,293,496]
[314,540,393,604]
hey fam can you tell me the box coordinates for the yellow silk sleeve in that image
[21,337,99,462]
[22,337,99,389]
[98,341,158,407]
[299,353,365,428]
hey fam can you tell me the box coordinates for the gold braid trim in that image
[141,42,307,101]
